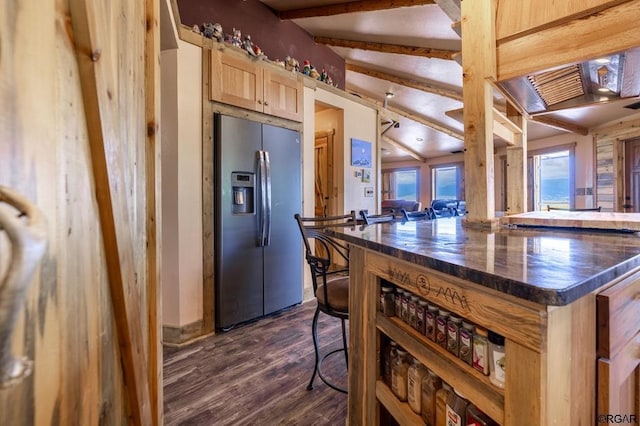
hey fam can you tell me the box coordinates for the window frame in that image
[381,166,420,202]
[430,161,464,201]
[528,143,576,211]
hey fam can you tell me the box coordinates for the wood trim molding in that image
[162,320,212,346]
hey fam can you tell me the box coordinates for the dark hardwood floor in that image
[163,300,348,425]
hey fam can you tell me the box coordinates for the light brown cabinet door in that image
[597,275,640,423]
[209,49,263,113]
[263,69,302,122]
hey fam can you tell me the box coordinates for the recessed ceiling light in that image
[595,57,611,64]
[385,92,395,98]
[416,137,423,142]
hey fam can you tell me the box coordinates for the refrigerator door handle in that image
[258,150,267,246]
[264,150,272,246]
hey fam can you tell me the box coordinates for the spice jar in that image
[445,388,469,426]
[380,285,396,317]
[446,314,462,357]
[394,290,403,320]
[383,340,398,387]
[488,331,506,388]
[415,299,428,334]
[400,291,410,323]
[407,358,427,414]
[435,308,450,348]
[408,295,419,328]
[459,321,475,365]
[473,326,490,375]
[421,369,442,425]
[434,381,452,426]
[425,304,438,341]
[466,403,499,426]
[391,349,410,401]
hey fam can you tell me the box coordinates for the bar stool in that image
[294,211,356,393]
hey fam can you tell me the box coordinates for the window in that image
[431,163,464,200]
[382,167,419,201]
[528,145,575,211]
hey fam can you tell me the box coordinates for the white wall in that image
[314,88,378,215]
[161,40,203,328]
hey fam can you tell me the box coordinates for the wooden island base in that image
[333,220,640,426]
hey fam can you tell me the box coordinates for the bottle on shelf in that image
[400,291,410,323]
[425,303,438,341]
[435,308,450,349]
[380,285,396,317]
[407,358,427,414]
[391,349,410,401]
[383,340,398,387]
[459,321,475,365]
[488,331,506,388]
[473,326,490,375]
[434,381,452,426]
[416,299,428,335]
[408,295,419,328]
[446,314,462,357]
[394,289,403,320]
[446,387,469,426]
[420,368,442,426]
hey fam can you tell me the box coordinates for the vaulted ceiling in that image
[258,0,640,163]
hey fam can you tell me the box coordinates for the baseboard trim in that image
[163,320,213,347]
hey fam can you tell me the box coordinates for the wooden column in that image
[505,103,528,214]
[145,0,162,423]
[461,0,498,227]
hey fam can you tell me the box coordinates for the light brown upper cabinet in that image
[209,49,303,122]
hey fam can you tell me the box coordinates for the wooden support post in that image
[145,0,162,423]
[505,103,527,214]
[461,0,498,227]
[69,1,153,424]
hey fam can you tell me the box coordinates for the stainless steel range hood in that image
[499,48,640,115]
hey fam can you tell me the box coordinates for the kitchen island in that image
[328,218,640,425]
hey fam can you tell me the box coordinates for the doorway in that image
[624,137,640,212]
[315,130,335,216]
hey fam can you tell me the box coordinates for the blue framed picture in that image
[351,138,372,168]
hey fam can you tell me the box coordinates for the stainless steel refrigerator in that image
[214,113,302,329]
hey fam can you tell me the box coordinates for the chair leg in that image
[341,318,348,369]
[307,305,321,390]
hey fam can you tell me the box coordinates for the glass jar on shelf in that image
[391,349,410,401]
[435,308,450,348]
[407,358,427,414]
[488,331,506,388]
[420,369,442,426]
[459,320,475,365]
[380,285,395,317]
[446,314,462,357]
[473,326,490,375]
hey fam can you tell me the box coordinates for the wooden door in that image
[315,131,335,217]
[624,138,640,212]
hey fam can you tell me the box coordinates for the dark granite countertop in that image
[328,217,640,306]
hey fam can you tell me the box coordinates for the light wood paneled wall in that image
[0,0,160,424]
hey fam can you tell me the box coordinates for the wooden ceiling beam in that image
[530,115,589,136]
[346,63,463,101]
[278,0,435,20]
[385,104,464,140]
[382,135,427,162]
[317,37,458,61]
[497,1,640,81]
